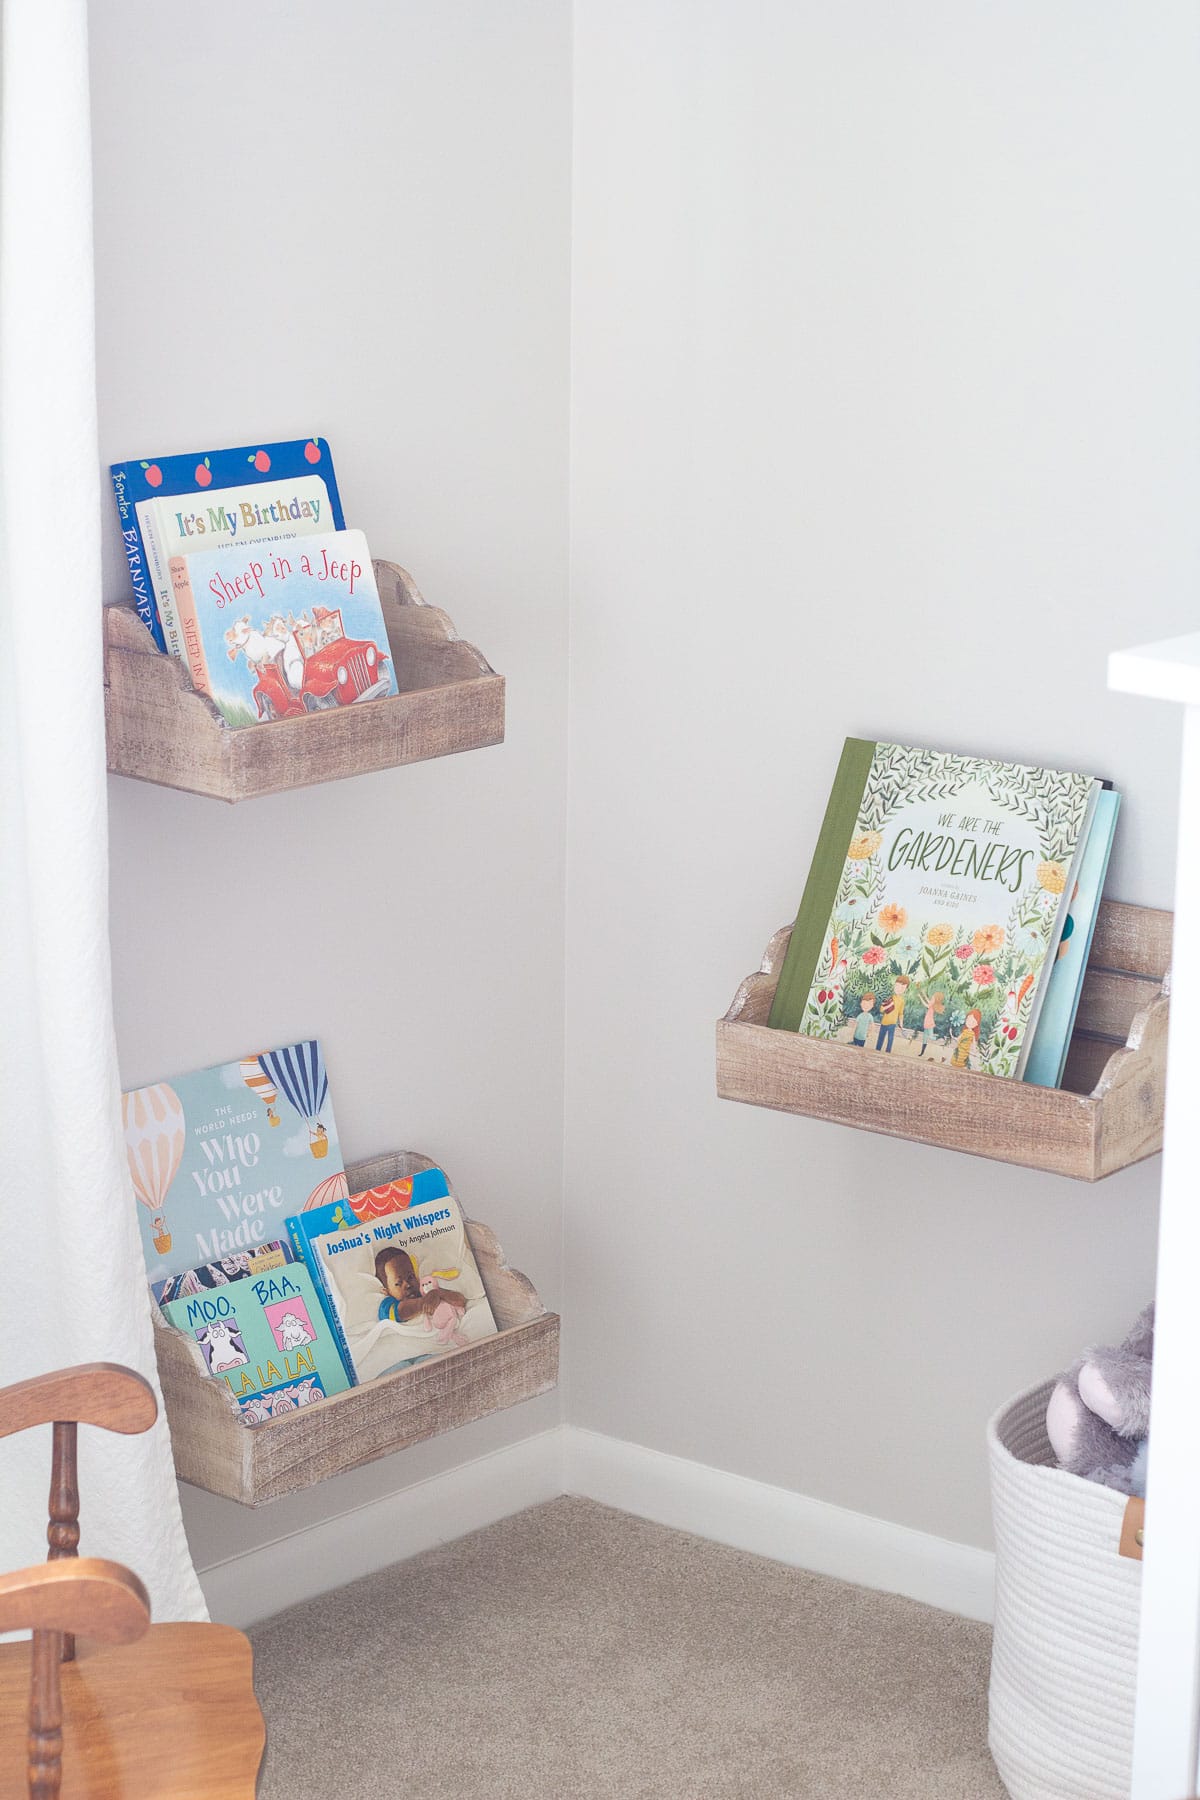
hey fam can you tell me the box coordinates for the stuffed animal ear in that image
[1121,1303,1155,1363]
[1078,1351,1152,1439]
[1046,1371,1088,1466]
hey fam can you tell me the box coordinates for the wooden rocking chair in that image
[0,1363,264,1798]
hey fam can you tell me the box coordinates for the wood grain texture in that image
[104,559,504,802]
[0,1562,148,1644]
[1088,899,1173,979]
[716,900,1169,1181]
[153,1156,559,1505]
[0,1624,264,1799]
[0,1367,156,1442]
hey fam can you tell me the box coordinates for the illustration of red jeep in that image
[250,609,393,722]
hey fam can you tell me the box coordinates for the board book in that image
[161,1259,352,1423]
[767,739,1099,1079]
[151,1238,294,1307]
[110,437,344,650]
[122,1039,345,1287]
[168,527,398,727]
[286,1171,451,1374]
[310,1189,498,1385]
[1023,787,1122,1088]
[150,474,336,661]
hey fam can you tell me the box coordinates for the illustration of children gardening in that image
[951,1007,982,1069]
[851,993,876,1046]
[915,987,945,1058]
[874,975,910,1052]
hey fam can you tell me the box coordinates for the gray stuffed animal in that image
[1044,1303,1152,1496]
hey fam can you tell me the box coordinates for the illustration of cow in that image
[197,1319,248,1373]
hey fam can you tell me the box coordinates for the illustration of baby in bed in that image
[374,1246,428,1322]
[374,1246,468,1328]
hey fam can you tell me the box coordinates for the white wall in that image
[88,1,1198,1595]
[566,0,1200,1548]
[89,0,571,1575]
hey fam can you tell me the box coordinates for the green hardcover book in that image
[767,739,1099,1079]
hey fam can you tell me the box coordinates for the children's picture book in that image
[1023,787,1121,1088]
[123,1040,345,1284]
[168,527,398,727]
[310,1189,498,1385]
[149,474,337,662]
[110,437,344,650]
[161,1258,353,1423]
[286,1171,451,1376]
[767,739,1100,1078]
[151,1239,294,1307]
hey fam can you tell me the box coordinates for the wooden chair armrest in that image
[0,1559,150,1643]
[0,1364,156,1441]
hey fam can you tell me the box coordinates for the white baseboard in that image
[197,1427,564,1628]
[562,1426,995,1624]
[198,1424,994,1628]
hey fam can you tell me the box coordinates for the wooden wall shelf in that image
[104,561,504,802]
[153,1152,558,1505]
[716,900,1171,1181]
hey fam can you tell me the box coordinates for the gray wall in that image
[566,0,1198,1547]
[90,0,571,1574]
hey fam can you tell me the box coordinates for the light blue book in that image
[1024,789,1121,1088]
[169,526,399,727]
[123,1040,346,1284]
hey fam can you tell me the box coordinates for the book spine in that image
[1014,780,1103,1080]
[143,502,185,660]
[111,470,166,650]
[767,737,877,1031]
[168,555,211,696]
[284,1217,358,1385]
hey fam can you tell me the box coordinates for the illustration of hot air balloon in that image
[240,1056,281,1126]
[257,1043,330,1159]
[122,1083,185,1255]
[304,1171,350,1213]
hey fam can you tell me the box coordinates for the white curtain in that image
[0,0,206,1621]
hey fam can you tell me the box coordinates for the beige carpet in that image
[249,1497,1007,1799]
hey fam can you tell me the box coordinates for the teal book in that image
[768,739,1099,1079]
[122,1040,346,1285]
[162,1260,352,1422]
[1023,788,1121,1088]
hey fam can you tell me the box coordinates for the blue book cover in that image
[1023,788,1122,1088]
[169,527,398,728]
[123,1040,346,1285]
[110,436,344,649]
[162,1259,352,1422]
[286,1171,450,1377]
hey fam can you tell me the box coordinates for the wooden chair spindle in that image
[27,1628,63,1800]
[47,1422,79,1663]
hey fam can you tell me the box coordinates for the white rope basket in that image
[988,1380,1142,1800]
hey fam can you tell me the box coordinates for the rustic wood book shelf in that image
[104,561,504,802]
[152,1152,559,1505]
[717,900,1170,1181]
